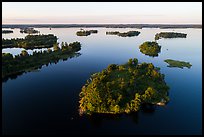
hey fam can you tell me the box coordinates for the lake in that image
[2,27,202,135]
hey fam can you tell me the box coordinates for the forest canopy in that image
[139,41,161,57]
[76,30,98,36]
[20,28,39,34]
[164,59,192,69]
[2,34,58,49]
[2,41,81,81]
[155,32,187,40]
[106,31,140,37]
[79,58,169,115]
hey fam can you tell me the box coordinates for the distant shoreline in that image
[2,24,202,29]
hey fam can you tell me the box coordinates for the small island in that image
[2,30,13,34]
[2,34,58,49]
[155,32,187,40]
[79,58,169,115]
[139,41,161,57]
[106,31,140,37]
[164,59,192,69]
[20,27,39,34]
[106,31,120,35]
[2,41,81,81]
[76,29,98,36]
[89,30,98,33]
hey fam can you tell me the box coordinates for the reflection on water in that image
[2,53,81,83]
[86,104,157,126]
[2,28,202,135]
[141,103,156,113]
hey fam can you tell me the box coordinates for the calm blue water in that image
[2,27,202,135]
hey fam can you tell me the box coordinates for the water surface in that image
[2,27,202,135]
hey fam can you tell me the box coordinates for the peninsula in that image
[2,41,81,80]
[2,34,57,49]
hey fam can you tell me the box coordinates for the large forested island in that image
[79,58,169,115]
[164,59,192,69]
[2,30,13,34]
[139,41,161,57]
[155,32,187,40]
[2,34,57,49]
[2,41,81,80]
[106,31,140,37]
[76,30,98,36]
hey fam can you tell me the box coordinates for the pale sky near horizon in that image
[2,2,202,24]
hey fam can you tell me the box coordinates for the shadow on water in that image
[83,103,157,127]
[2,53,81,83]
[140,103,156,113]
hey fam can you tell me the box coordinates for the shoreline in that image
[2,24,202,29]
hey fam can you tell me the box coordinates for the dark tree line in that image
[2,41,81,80]
[155,32,187,40]
[76,30,98,36]
[2,34,58,49]
[20,28,39,34]
[2,30,13,34]
[106,31,140,37]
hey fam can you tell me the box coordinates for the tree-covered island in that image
[106,31,140,37]
[164,59,192,69]
[76,30,98,36]
[20,27,39,34]
[155,32,187,40]
[2,30,13,34]
[2,41,81,81]
[79,58,170,115]
[139,41,161,57]
[89,30,98,33]
[2,34,58,49]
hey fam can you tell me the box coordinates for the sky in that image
[2,2,202,24]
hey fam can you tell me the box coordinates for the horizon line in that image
[2,23,202,25]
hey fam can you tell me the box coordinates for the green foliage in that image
[164,59,192,69]
[155,32,187,40]
[133,58,138,66]
[89,30,98,33]
[20,50,29,56]
[76,30,98,36]
[106,31,120,35]
[79,58,169,115]
[2,53,13,61]
[142,87,158,103]
[53,43,60,51]
[20,28,39,34]
[2,41,81,80]
[129,93,141,112]
[106,31,140,37]
[2,34,58,49]
[118,31,140,37]
[107,64,118,72]
[139,41,161,57]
